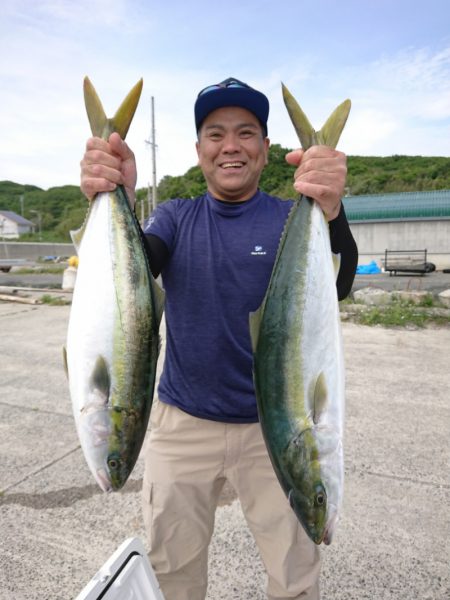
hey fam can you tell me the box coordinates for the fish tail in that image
[281,83,351,150]
[83,77,143,140]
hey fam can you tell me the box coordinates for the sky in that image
[1,0,449,192]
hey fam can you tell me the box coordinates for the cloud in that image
[1,0,152,33]
[0,3,448,191]
[299,45,450,156]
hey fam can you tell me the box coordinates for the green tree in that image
[1,152,450,241]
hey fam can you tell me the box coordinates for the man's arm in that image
[286,146,358,300]
[142,234,169,279]
[329,204,358,300]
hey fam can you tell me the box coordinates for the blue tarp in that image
[356,260,381,275]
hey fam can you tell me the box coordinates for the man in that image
[80,77,358,600]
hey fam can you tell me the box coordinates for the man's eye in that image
[240,130,254,138]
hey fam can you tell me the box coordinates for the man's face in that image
[196,106,270,202]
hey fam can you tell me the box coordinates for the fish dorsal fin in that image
[70,225,84,253]
[151,278,165,328]
[281,82,351,151]
[69,202,93,253]
[249,306,263,352]
[90,355,110,402]
[312,371,328,424]
[332,252,341,280]
[62,346,68,379]
[83,77,143,140]
[135,220,165,327]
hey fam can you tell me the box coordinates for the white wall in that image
[0,217,20,239]
[349,219,450,269]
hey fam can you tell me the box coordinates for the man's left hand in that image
[285,146,347,221]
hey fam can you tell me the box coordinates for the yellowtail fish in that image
[64,78,164,492]
[250,84,351,544]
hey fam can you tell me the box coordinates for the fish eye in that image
[107,457,120,470]
[315,491,326,507]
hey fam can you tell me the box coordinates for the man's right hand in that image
[80,132,137,207]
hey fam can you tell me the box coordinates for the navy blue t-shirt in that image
[145,190,293,423]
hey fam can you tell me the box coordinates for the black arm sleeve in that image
[141,233,170,278]
[329,203,358,300]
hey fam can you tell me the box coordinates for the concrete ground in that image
[2,267,450,295]
[0,302,449,599]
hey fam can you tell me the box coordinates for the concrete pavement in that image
[0,303,449,599]
[2,268,450,294]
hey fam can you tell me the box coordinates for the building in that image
[343,189,450,270]
[0,210,35,239]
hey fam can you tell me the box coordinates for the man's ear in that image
[264,137,270,165]
[195,140,201,165]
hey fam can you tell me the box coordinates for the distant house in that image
[0,210,34,239]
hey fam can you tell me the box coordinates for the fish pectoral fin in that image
[281,82,351,151]
[249,306,263,352]
[312,372,328,424]
[90,355,111,403]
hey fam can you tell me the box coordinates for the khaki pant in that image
[142,399,321,600]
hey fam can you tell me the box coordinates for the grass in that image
[341,294,450,328]
[39,294,71,306]
[416,294,435,308]
[14,266,65,275]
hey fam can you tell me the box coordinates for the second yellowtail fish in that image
[249,84,351,544]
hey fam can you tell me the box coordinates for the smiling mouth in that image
[221,161,245,169]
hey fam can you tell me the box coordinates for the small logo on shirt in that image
[251,245,267,256]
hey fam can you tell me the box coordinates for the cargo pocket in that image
[142,482,154,550]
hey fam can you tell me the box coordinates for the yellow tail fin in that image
[281,83,351,150]
[83,77,143,140]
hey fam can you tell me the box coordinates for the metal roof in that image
[342,189,450,222]
[0,210,34,226]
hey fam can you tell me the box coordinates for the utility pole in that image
[140,196,145,226]
[30,210,42,241]
[145,96,157,217]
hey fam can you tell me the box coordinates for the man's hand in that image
[80,132,137,207]
[285,146,347,221]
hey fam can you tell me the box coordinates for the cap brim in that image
[195,87,269,133]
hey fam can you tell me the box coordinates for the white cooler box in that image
[75,537,165,600]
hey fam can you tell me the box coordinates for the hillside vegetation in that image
[1,148,449,242]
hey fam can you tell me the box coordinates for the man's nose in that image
[221,133,240,153]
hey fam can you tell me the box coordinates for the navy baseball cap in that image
[194,77,269,135]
